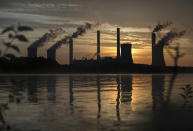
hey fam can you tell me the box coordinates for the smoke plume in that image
[158,30,186,46]
[48,22,100,51]
[29,27,65,48]
[153,21,172,33]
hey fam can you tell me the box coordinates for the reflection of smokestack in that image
[69,38,73,65]
[47,76,56,101]
[97,30,100,61]
[69,75,74,113]
[96,75,101,119]
[27,77,38,103]
[28,47,37,58]
[121,44,133,64]
[47,49,56,60]
[116,75,121,122]
[117,28,120,59]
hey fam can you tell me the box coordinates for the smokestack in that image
[28,28,65,58]
[46,22,99,63]
[152,32,156,46]
[121,44,133,64]
[117,28,120,59]
[47,49,56,60]
[152,32,156,65]
[97,30,100,61]
[28,47,37,58]
[69,38,73,65]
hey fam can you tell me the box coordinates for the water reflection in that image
[47,76,56,102]
[69,75,74,114]
[1,74,192,131]
[152,75,165,111]
[121,75,132,103]
[116,75,121,122]
[27,77,38,103]
[96,75,101,119]
[115,75,133,123]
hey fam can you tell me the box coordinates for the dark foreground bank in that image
[1,57,193,73]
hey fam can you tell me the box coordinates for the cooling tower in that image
[117,28,120,59]
[152,33,165,66]
[97,30,100,61]
[47,49,56,60]
[27,48,37,58]
[69,38,73,65]
[121,44,133,64]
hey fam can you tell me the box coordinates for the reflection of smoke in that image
[29,28,65,48]
[48,22,100,51]
[152,75,165,111]
[153,21,172,33]
[158,30,186,46]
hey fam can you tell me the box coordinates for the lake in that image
[0,74,193,131]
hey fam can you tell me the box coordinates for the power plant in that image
[47,48,56,60]
[69,38,73,65]
[121,44,133,64]
[27,27,134,65]
[28,28,65,58]
[28,40,42,58]
[27,22,185,67]
[97,30,100,61]
[28,46,37,58]
[152,32,165,66]
[117,28,120,59]
[73,28,134,65]
[151,22,186,67]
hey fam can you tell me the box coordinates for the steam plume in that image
[48,22,100,51]
[153,21,172,33]
[29,28,65,48]
[158,30,186,46]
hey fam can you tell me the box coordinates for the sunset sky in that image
[0,0,193,66]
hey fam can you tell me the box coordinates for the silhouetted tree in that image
[0,24,33,129]
[0,24,33,59]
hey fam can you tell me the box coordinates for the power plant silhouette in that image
[27,26,134,65]
[152,32,165,66]
[28,28,65,58]
[151,22,186,67]
[73,28,133,65]
[27,22,186,67]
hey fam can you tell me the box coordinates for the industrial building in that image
[152,32,165,67]
[27,27,134,66]
[73,28,134,65]
[47,49,56,60]
[28,40,41,58]
[28,47,37,58]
